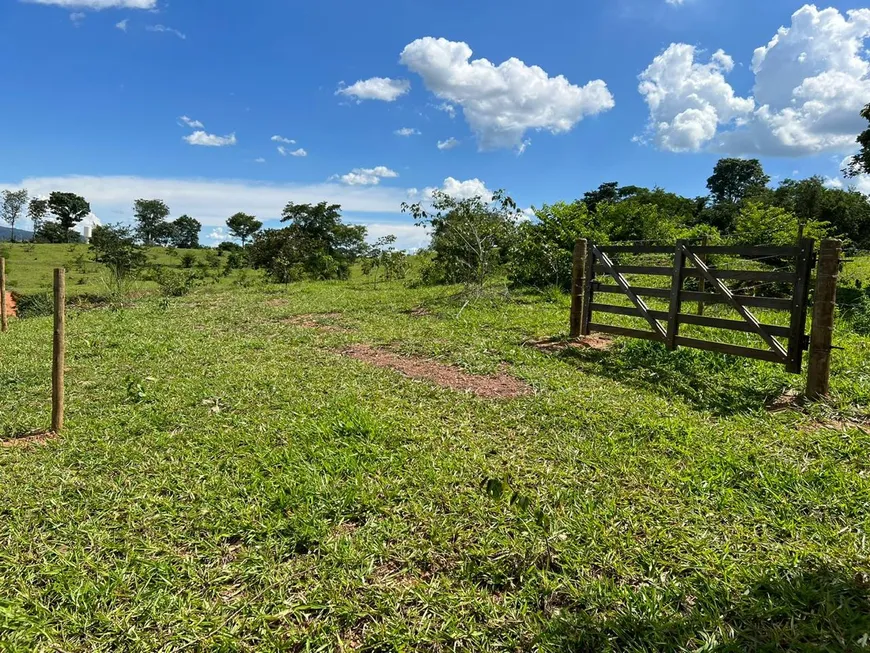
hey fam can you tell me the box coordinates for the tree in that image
[361,235,407,282]
[706,158,770,205]
[509,201,595,289]
[248,202,367,282]
[152,221,177,247]
[845,103,870,177]
[403,190,520,286]
[733,202,830,247]
[226,212,262,247]
[171,215,201,248]
[133,199,171,245]
[28,198,49,240]
[36,221,78,244]
[1,189,28,242]
[48,192,90,242]
[89,224,147,293]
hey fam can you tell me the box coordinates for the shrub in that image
[13,292,53,319]
[734,202,830,246]
[402,190,520,286]
[90,224,147,296]
[180,253,196,269]
[249,202,367,283]
[152,267,200,297]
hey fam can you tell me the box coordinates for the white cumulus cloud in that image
[394,127,421,136]
[400,37,615,149]
[115,19,128,31]
[179,115,204,129]
[640,5,870,157]
[278,146,307,157]
[436,137,460,150]
[336,166,399,186]
[638,44,754,152]
[184,131,237,147]
[337,77,411,102]
[423,177,493,202]
[719,5,870,156]
[271,135,295,144]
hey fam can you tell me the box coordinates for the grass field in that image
[0,243,228,297]
[1,246,869,650]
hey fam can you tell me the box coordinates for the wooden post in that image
[580,240,595,336]
[806,240,842,399]
[697,234,708,316]
[1,257,7,333]
[569,239,587,339]
[786,238,815,375]
[666,240,687,351]
[52,268,66,433]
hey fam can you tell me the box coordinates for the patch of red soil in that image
[2,291,15,318]
[524,335,612,354]
[406,306,433,318]
[0,431,57,449]
[341,344,532,399]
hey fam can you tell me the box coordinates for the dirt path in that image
[342,344,532,399]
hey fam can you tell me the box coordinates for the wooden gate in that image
[575,239,816,374]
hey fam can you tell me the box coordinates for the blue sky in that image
[2,0,870,247]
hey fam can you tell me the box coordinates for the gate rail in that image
[573,239,817,374]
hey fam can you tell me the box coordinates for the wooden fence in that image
[570,239,842,394]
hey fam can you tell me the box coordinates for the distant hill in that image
[0,226,34,242]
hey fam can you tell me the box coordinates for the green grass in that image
[0,243,223,297]
[0,255,869,650]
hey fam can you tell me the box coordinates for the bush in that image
[180,253,196,269]
[249,202,367,283]
[151,267,200,297]
[403,190,520,286]
[13,292,53,319]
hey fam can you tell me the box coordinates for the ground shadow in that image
[551,339,790,417]
[536,566,870,651]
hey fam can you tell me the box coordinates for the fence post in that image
[580,240,595,336]
[52,268,66,433]
[1,257,7,333]
[570,239,587,339]
[806,239,842,399]
[666,240,687,351]
[697,234,708,316]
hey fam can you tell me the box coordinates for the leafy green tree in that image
[152,221,177,247]
[226,212,262,247]
[28,197,49,240]
[403,190,520,286]
[510,201,596,289]
[773,177,870,249]
[361,235,407,282]
[35,221,75,244]
[171,215,201,248]
[48,192,90,242]
[845,103,870,178]
[1,189,28,242]
[249,202,367,282]
[707,158,770,205]
[89,224,147,294]
[733,202,829,247]
[133,199,171,245]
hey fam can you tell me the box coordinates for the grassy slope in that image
[0,243,219,296]
[0,259,868,651]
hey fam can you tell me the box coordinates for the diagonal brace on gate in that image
[681,244,789,362]
[591,245,667,341]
